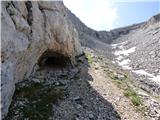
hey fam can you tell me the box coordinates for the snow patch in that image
[118,45,124,49]
[111,41,160,85]
[112,61,116,64]
[111,42,136,70]
[133,70,153,77]
[118,59,130,66]
[133,69,160,84]
[122,65,132,70]
[116,55,123,61]
[115,47,136,56]
[117,59,132,70]
[111,41,127,48]
[151,75,160,84]
[111,43,118,47]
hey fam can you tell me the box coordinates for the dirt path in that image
[88,61,147,120]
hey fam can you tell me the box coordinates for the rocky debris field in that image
[111,21,160,96]
[5,47,160,120]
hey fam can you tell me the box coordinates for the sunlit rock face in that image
[1,1,82,118]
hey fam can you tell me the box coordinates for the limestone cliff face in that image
[1,1,82,118]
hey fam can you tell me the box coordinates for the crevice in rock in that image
[37,3,47,43]
[38,4,58,12]
[10,1,16,8]
[5,3,17,29]
[6,2,11,10]
[42,10,47,40]
[25,1,33,26]
[6,2,31,36]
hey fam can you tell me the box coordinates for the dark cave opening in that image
[38,51,71,69]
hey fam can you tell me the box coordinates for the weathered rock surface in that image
[1,1,82,118]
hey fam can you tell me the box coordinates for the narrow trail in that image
[88,61,147,120]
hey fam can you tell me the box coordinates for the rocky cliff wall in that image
[1,1,82,118]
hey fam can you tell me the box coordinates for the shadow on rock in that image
[5,53,121,120]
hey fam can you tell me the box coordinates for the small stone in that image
[55,82,60,86]
[59,80,67,85]
[88,113,95,120]
[95,66,99,70]
[117,74,126,80]
[24,118,29,120]
[149,51,154,55]
[32,78,40,83]
[73,96,83,105]
[75,104,82,109]
[73,96,81,101]
[113,72,126,80]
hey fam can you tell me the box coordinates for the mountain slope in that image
[67,9,160,96]
[111,14,160,96]
[66,10,160,120]
[66,8,145,59]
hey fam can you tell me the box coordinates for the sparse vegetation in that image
[131,95,142,106]
[124,88,136,97]
[85,53,93,64]
[6,81,67,120]
[101,59,142,107]
[124,88,142,106]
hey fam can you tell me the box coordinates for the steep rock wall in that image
[1,1,82,118]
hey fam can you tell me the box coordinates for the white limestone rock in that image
[1,1,82,118]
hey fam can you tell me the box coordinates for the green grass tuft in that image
[124,88,136,97]
[131,95,142,106]
[124,88,142,106]
[85,53,93,64]
[6,82,67,120]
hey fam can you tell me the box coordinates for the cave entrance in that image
[38,51,71,69]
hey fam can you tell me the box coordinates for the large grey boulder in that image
[1,1,82,118]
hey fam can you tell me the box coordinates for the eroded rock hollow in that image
[1,1,82,118]
[38,50,71,68]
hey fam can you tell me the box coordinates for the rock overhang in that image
[1,1,82,118]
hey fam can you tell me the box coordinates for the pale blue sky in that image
[64,0,160,31]
[114,1,160,28]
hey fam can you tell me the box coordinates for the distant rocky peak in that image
[145,13,160,27]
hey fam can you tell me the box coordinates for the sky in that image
[63,0,160,31]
